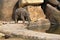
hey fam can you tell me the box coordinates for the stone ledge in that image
[19,0,44,7]
[0,23,60,40]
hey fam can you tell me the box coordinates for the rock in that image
[48,0,59,6]
[0,0,18,21]
[46,4,60,24]
[0,38,24,40]
[45,4,60,33]
[27,6,46,22]
[0,23,27,30]
[0,25,60,40]
[0,0,44,21]
[0,38,25,40]
[19,0,44,7]
[26,18,50,32]
[0,33,5,38]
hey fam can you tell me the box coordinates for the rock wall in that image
[0,0,18,21]
[0,0,4,20]
[0,0,45,22]
[0,0,60,34]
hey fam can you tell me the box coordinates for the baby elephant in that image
[14,8,31,25]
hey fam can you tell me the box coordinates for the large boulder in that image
[45,4,60,33]
[19,0,44,7]
[48,0,59,6]
[26,18,50,32]
[27,6,46,22]
[46,4,60,23]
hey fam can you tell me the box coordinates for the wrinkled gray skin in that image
[14,8,31,25]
